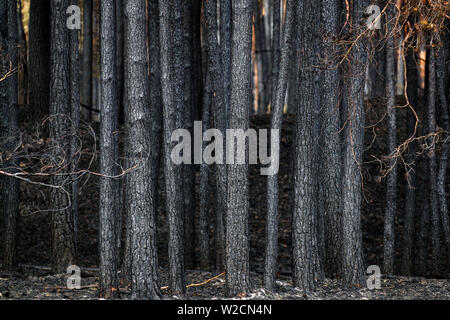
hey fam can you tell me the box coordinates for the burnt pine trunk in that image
[401,49,419,276]
[81,0,92,120]
[182,0,196,269]
[159,0,185,294]
[204,0,227,273]
[0,0,19,269]
[436,46,450,255]
[69,0,80,254]
[99,0,120,297]
[426,47,441,276]
[225,0,253,297]
[320,0,342,279]
[115,0,124,125]
[28,0,51,125]
[292,0,324,291]
[383,2,397,275]
[264,0,295,291]
[124,0,160,299]
[50,0,75,273]
[198,71,213,271]
[341,0,368,286]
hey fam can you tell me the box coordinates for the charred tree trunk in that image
[0,0,19,269]
[341,0,368,287]
[225,0,253,297]
[425,47,441,276]
[50,0,75,274]
[401,50,418,276]
[81,0,92,120]
[436,46,450,256]
[124,0,160,299]
[320,0,342,279]
[383,2,397,275]
[264,0,294,291]
[204,0,227,273]
[99,0,120,297]
[292,0,324,291]
[28,0,51,125]
[159,0,186,294]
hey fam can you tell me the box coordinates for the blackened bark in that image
[28,0,51,124]
[81,0,92,120]
[182,0,196,269]
[69,0,80,254]
[99,0,119,297]
[124,0,160,299]
[198,71,213,271]
[220,0,231,127]
[225,0,253,297]
[264,0,294,291]
[401,51,418,276]
[320,0,342,279]
[204,0,227,272]
[383,3,397,275]
[292,0,324,291]
[50,0,75,274]
[341,0,368,287]
[159,0,185,294]
[425,47,441,276]
[1,0,19,269]
[115,0,124,125]
[436,47,450,254]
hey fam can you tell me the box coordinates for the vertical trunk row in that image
[124,0,160,299]
[383,2,397,275]
[225,0,253,297]
[99,0,120,297]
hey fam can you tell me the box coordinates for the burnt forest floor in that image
[0,108,449,300]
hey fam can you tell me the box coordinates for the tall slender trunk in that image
[183,0,196,269]
[292,0,324,291]
[50,0,76,274]
[204,0,227,272]
[341,0,368,287]
[28,0,51,125]
[401,50,418,276]
[69,0,80,255]
[159,0,185,294]
[436,46,450,256]
[99,0,120,297]
[225,0,253,297]
[320,0,342,279]
[264,0,294,291]
[1,0,19,269]
[124,0,160,299]
[426,47,441,276]
[81,0,92,120]
[198,71,213,271]
[383,2,397,275]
